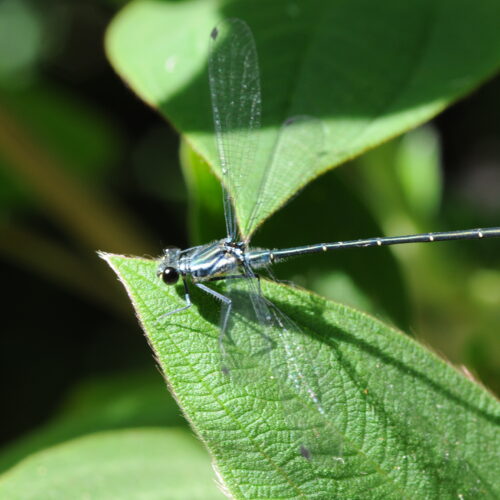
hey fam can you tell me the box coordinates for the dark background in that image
[1,0,499,453]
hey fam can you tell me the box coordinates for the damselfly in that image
[157,18,500,418]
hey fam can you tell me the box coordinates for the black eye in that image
[161,267,179,285]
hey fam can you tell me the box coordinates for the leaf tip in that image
[97,250,120,266]
[97,250,113,261]
[96,251,128,277]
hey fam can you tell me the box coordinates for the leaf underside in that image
[106,0,500,236]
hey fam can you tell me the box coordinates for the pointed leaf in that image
[102,254,500,499]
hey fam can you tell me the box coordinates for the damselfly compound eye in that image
[161,267,179,285]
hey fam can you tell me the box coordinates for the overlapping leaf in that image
[106,0,500,235]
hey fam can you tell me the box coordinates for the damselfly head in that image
[157,247,181,285]
[162,246,181,264]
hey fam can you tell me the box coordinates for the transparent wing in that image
[219,271,344,468]
[209,18,261,241]
[244,115,325,238]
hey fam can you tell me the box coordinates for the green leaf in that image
[180,138,225,245]
[106,0,500,236]
[394,126,442,221]
[102,254,500,499]
[0,370,185,473]
[0,0,43,82]
[0,429,224,500]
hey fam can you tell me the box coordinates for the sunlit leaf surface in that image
[102,254,500,499]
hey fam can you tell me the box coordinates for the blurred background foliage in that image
[0,0,499,475]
